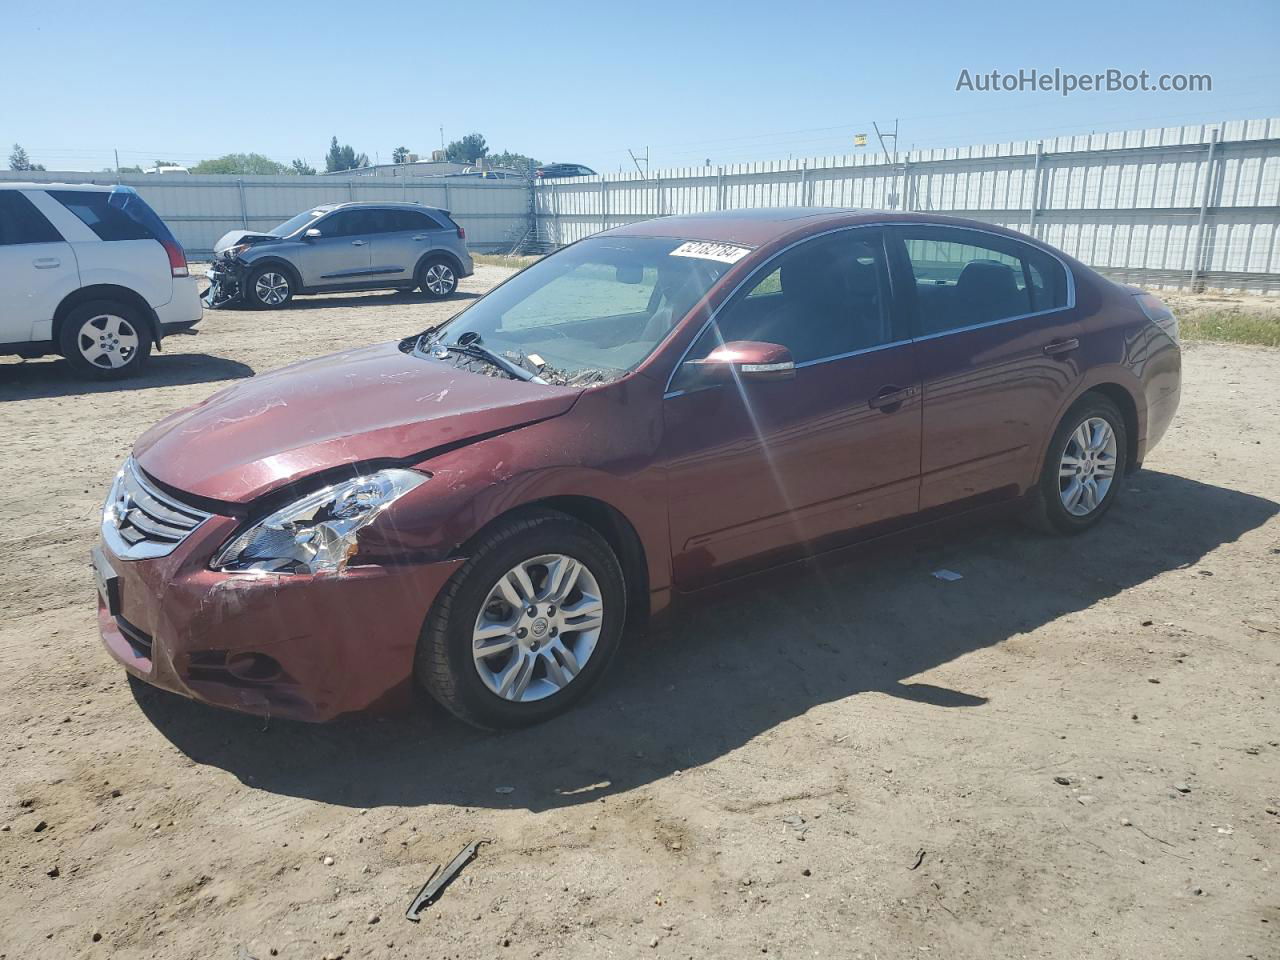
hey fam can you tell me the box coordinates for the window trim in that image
[887,224,1076,342]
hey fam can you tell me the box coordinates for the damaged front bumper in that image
[202,256,247,309]
[95,516,464,722]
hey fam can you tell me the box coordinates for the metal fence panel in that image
[534,117,1280,292]
[0,171,530,256]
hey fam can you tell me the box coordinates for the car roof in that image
[603,207,1061,249]
[0,181,115,192]
[324,200,448,212]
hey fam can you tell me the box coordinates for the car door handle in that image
[868,384,917,412]
[33,257,61,269]
[350,239,367,246]
[1043,337,1079,357]
[412,235,429,241]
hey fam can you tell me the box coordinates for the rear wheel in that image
[247,264,294,308]
[58,300,151,379]
[1025,394,1128,534]
[417,257,458,299]
[416,509,626,729]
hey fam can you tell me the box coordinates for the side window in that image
[386,210,442,232]
[317,211,361,237]
[686,230,892,365]
[0,192,63,245]
[900,229,1068,335]
[47,190,152,241]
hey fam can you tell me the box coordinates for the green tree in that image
[392,146,411,164]
[325,137,368,172]
[488,150,541,175]
[190,153,289,175]
[444,133,488,164]
[291,158,317,176]
[9,143,45,171]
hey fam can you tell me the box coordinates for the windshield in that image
[270,208,328,237]
[417,236,736,384]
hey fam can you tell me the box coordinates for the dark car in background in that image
[535,163,598,179]
[95,208,1180,729]
[204,201,473,308]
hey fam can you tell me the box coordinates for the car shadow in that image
[0,353,254,401]
[134,470,1277,811]
[232,291,483,312]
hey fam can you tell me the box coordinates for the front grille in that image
[101,458,212,560]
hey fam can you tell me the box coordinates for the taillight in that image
[1134,291,1178,343]
[161,236,189,278]
[456,225,466,241]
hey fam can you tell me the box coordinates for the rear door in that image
[661,228,922,589]
[295,209,373,287]
[0,190,78,345]
[890,225,1079,511]
[368,208,446,283]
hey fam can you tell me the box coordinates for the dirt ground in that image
[0,269,1277,960]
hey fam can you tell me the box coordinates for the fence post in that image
[1027,141,1045,239]
[443,179,451,214]
[348,180,355,201]
[237,178,248,228]
[601,178,608,233]
[800,162,809,206]
[656,174,664,217]
[717,166,725,211]
[1190,128,1221,292]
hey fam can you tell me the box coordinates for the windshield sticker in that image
[669,241,751,264]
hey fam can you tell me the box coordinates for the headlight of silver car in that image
[211,469,427,575]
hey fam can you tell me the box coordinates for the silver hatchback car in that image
[205,201,474,308]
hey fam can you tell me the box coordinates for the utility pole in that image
[114,149,120,175]
[439,126,445,152]
[873,119,903,209]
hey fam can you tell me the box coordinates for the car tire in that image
[417,257,458,299]
[1024,393,1128,535]
[416,508,627,729]
[58,300,152,380]
[246,264,295,308]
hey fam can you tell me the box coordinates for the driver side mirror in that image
[677,340,796,389]
[304,228,322,239]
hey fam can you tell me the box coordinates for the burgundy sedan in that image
[94,209,1181,728]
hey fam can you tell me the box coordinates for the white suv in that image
[0,182,202,378]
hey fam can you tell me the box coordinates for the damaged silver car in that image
[204,201,474,309]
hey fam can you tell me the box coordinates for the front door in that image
[0,190,78,344]
[294,209,373,288]
[891,226,1081,511]
[661,228,921,590]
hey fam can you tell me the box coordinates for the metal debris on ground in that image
[909,848,926,870]
[405,839,492,922]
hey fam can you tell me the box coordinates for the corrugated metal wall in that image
[534,117,1280,292]
[0,171,531,256]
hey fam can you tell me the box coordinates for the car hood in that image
[212,229,281,254]
[133,342,581,504]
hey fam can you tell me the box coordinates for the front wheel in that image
[58,300,152,379]
[416,509,626,729]
[417,257,458,299]
[1025,394,1128,534]
[246,264,294,308]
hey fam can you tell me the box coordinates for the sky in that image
[5,0,1279,174]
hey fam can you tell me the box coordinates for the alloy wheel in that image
[77,314,140,370]
[255,271,290,306]
[424,263,456,296]
[1059,416,1118,516]
[471,553,604,703]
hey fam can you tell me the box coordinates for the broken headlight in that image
[212,469,427,574]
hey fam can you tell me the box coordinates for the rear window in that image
[47,187,179,246]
